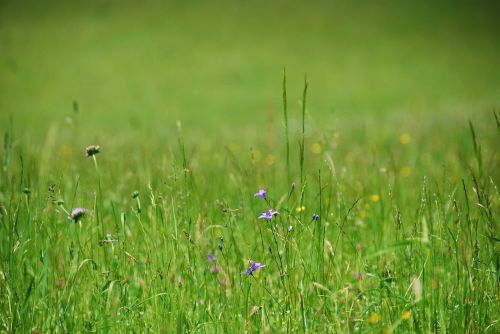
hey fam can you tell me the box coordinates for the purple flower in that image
[258,209,279,221]
[254,189,267,199]
[241,260,266,275]
[210,265,222,273]
[312,213,320,221]
[207,254,217,262]
[68,208,88,223]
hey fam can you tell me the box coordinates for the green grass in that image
[1,1,499,333]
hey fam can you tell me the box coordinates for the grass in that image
[1,1,499,333]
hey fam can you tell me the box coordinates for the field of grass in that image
[1,1,499,333]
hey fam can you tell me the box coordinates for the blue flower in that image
[254,189,267,199]
[241,260,266,275]
[312,213,320,221]
[258,209,279,221]
[207,254,217,262]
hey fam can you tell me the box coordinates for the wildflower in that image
[265,154,275,166]
[368,312,380,324]
[369,194,380,202]
[254,189,266,199]
[258,209,279,221]
[295,206,306,213]
[85,145,100,157]
[312,213,319,221]
[228,143,240,154]
[210,265,221,273]
[207,254,217,262]
[242,260,266,275]
[68,208,88,223]
[251,149,262,162]
[399,133,411,144]
[402,309,411,320]
[401,166,411,177]
[288,225,294,232]
[311,143,322,154]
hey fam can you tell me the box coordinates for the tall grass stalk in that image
[282,68,290,186]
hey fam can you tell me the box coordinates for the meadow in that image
[1,1,499,333]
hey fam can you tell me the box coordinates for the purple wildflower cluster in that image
[65,145,101,225]
[68,208,88,223]
[242,260,266,275]
[258,209,279,221]
[254,189,267,199]
[207,253,222,273]
[242,187,283,275]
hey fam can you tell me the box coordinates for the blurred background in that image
[1,0,499,142]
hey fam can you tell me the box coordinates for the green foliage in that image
[0,1,499,333]
[0,90,498,333]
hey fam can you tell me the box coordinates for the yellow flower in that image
[311,143,322,154]
[384,327,393,334]
[402,309,411,320]
[400,166,411,177]
[228,143,240,154]
[251,149,262,162]
[369,194,380,202]
[295,206,306,213]
[368,312,380,324]
[359,209,368,218]
[399,133,411,144]
[265,154,275,166]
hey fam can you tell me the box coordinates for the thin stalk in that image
[282,68,290,185]
[300,75,308,185]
